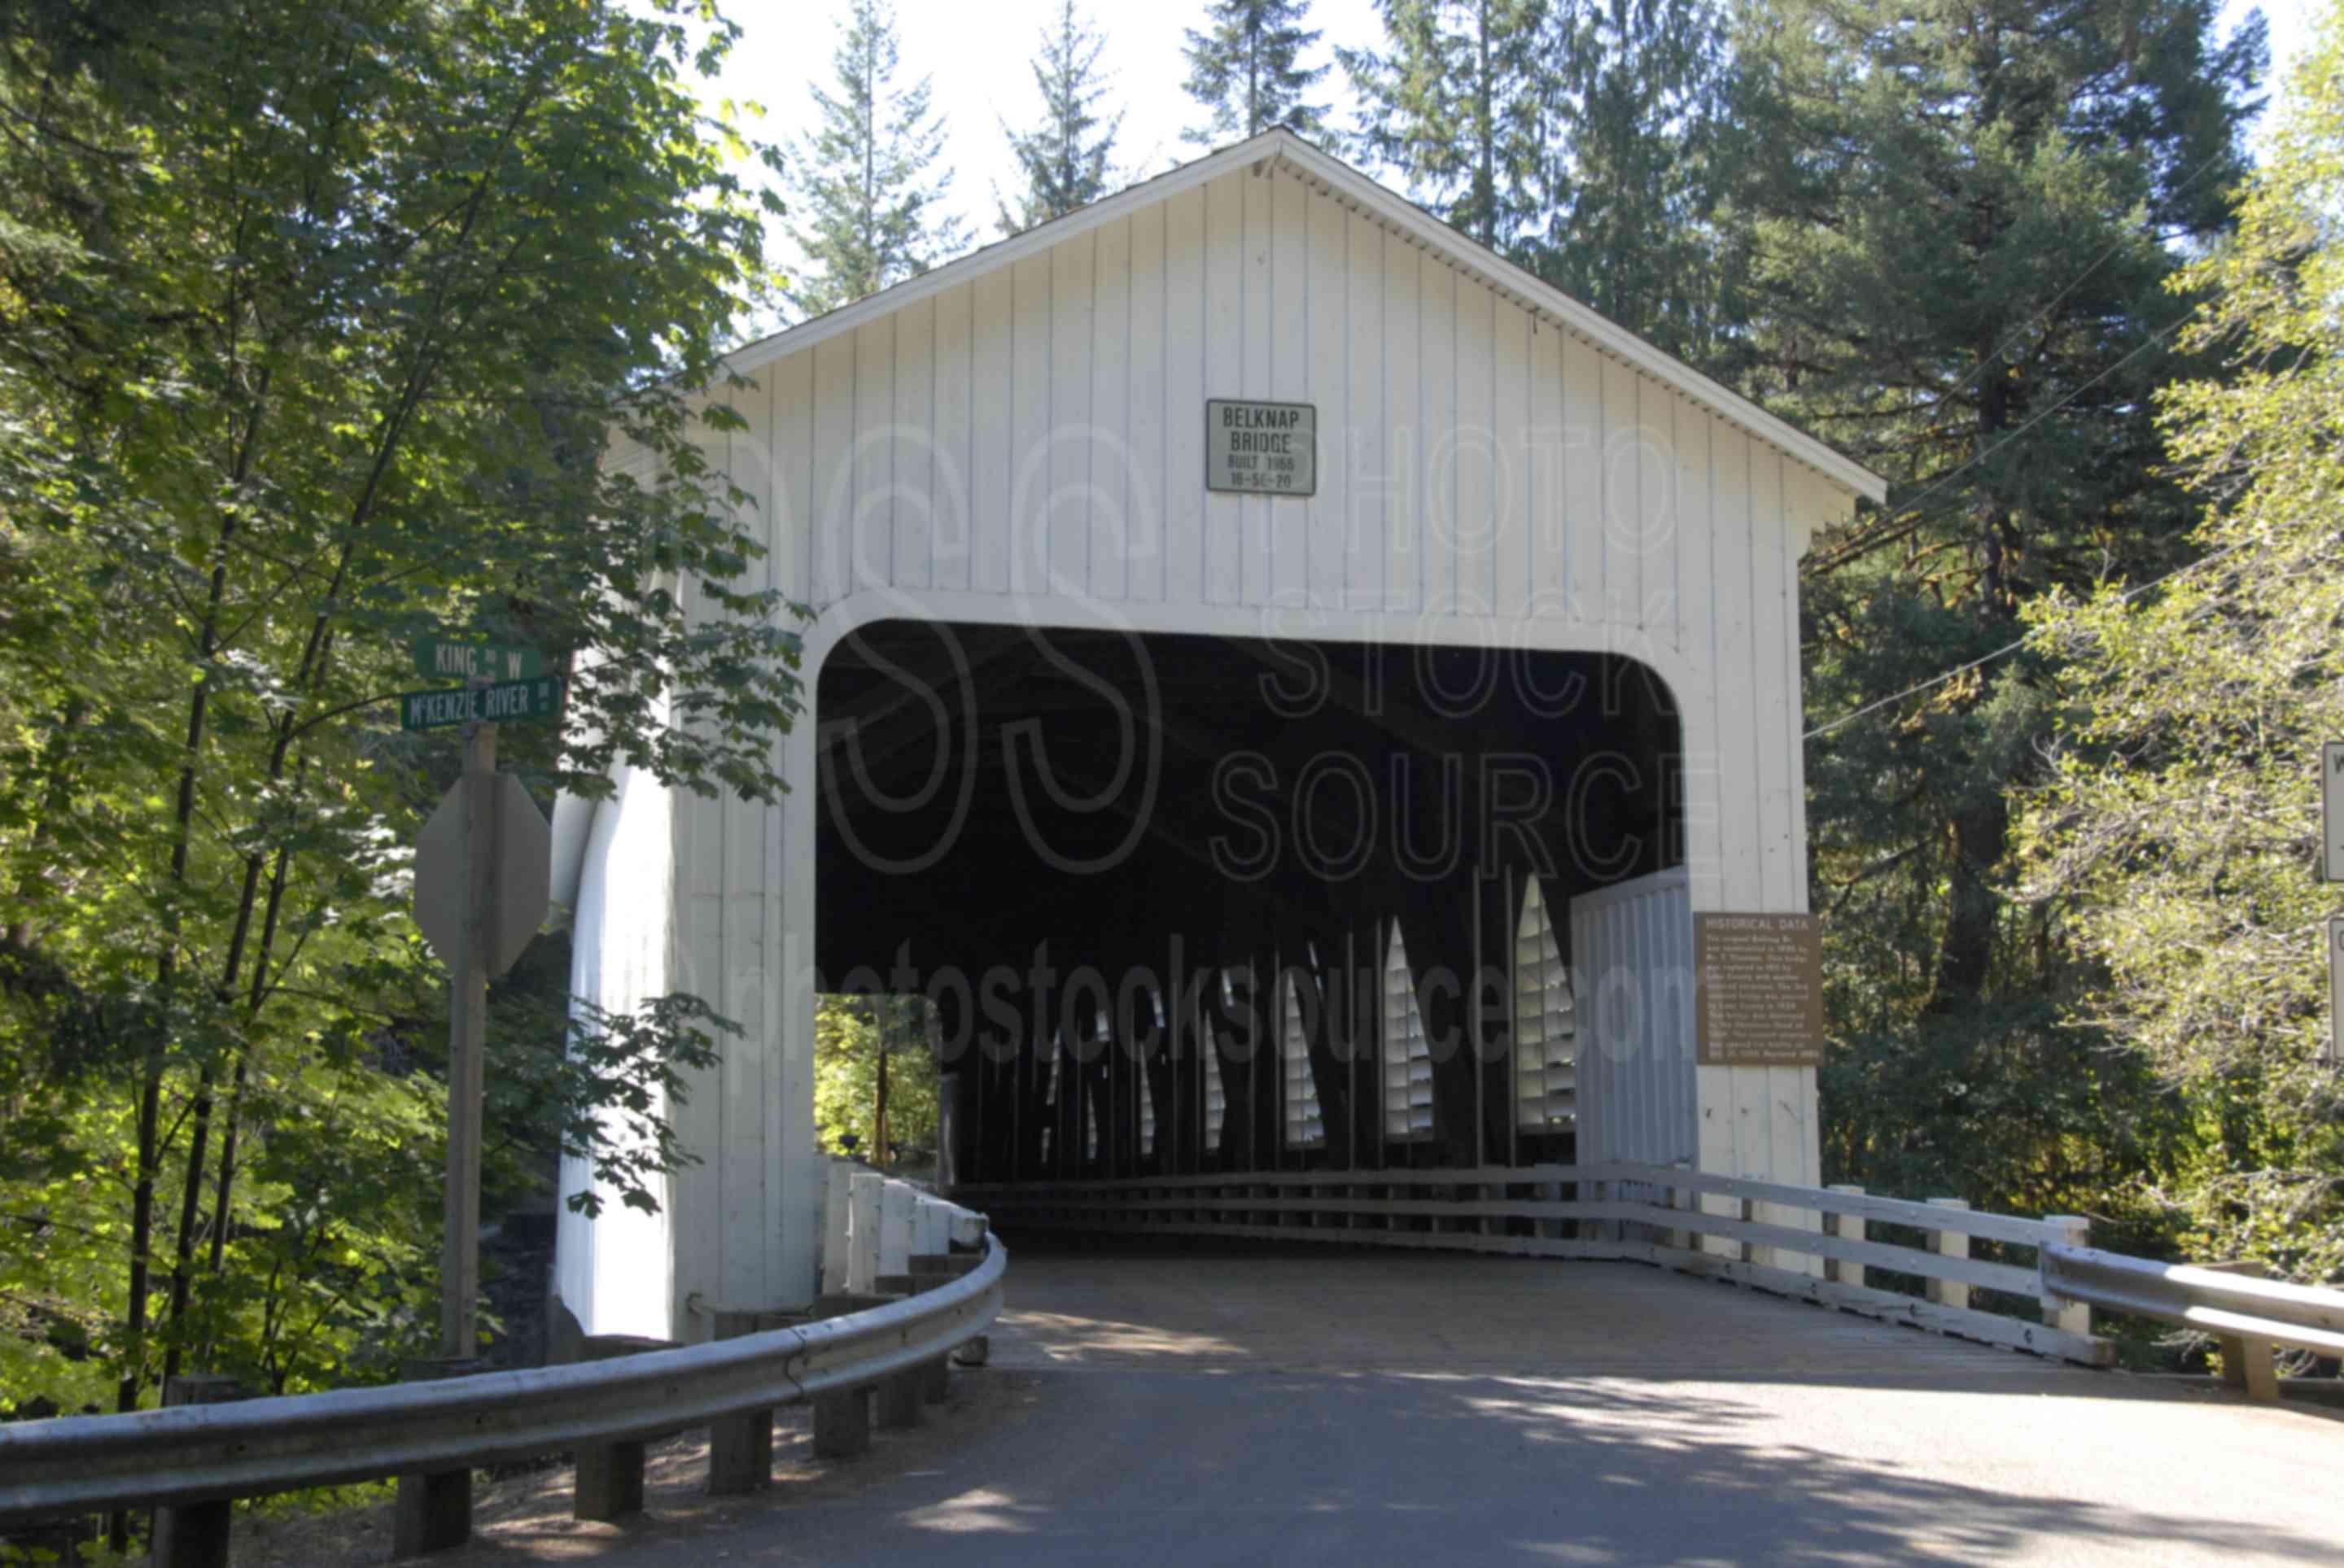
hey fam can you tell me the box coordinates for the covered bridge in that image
[549,128,1886,1341]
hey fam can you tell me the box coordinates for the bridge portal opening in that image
[813,619,1686,1192]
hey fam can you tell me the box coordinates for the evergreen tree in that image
[1721,1,2263,1209]
[1516,0,1734,366]
[1341,0,1548,250]
[1182,0,1331,144]
[999,0,1125,234]
[787,0,964,318]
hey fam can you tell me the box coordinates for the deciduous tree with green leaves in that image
[0,0,802,1452]
[814,996,938,1166]
[2020,10,2344,1286]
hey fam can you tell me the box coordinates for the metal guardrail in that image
[2040,1243,2344,1400]
[0,1235,1004,1524]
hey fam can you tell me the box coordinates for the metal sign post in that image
[2323,743,2344,884]
[2329,919,2343,1070]
[444,712,494,1359]
[2319,746,2344,1068]
[406,646,557,1361]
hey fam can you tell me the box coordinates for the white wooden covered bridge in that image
[549,127,1889,1342]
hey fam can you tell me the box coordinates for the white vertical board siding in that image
[573,159,1859,1313]
[1305,190,1348,613]
[1093,217,1133,604]
[1570,869,1697,1174]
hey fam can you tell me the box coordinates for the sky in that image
[695,0,2318,285]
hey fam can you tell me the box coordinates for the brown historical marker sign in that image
[1694,913,1825,1068]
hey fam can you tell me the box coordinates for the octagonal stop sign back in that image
[413,775,553,976]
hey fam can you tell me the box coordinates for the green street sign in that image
[400,677,562,732]
[413,636,545,683]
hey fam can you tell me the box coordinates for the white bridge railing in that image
[957,1161,2344,1394]
[955,1162,2109,1361]
[0,1170,998,1565]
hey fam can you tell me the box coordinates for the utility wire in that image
[1804,538,2250,740]
[1809,304,2198,577]
[1804,144,2241,580]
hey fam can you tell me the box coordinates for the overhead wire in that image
[1804,538,2250,739]
[1800,142,2245,579]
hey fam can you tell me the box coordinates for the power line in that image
[1807,303,2198,579]
[1803,142,2242,581]
[1804,538,2250,740]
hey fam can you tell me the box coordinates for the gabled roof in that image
[728,129,1887,505]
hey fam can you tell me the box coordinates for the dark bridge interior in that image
[814,620,1681,1182]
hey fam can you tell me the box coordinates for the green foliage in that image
[2018,13,2344,1283]
[1723,0,2263,1220]
[1341,0,1550,249]
[1516,0,1734,366]
[1182,0,1331,144]
[785,0,964,317]
[0,0,802,1420]
[814,995,938,1164]
[998,1,1126,236]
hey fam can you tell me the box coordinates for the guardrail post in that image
[706,1308,773,1495]
[151,1374,245,1567]
[876,1367,926,1430]
[1825,1186,1867,1290]
[814,1386,873,1458]
[394,1356,486,1556]
[802,1291,898,1459]
[1925,1199,1970,1311]
[2040,1216,2092,1338]
[573,1438,647,1522]
[2202,1260,2281,1400]
[907,1255,961,1403]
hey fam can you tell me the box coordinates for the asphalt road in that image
[437,1243,2344,1566]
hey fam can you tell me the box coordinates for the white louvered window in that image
[1039,1032,1062,1165]
[1281,972,1326,1147]
[1139,991,1161,1158]
[1204,975,1233,1146]
[1383,926,1432,1140]
[1514,880,1577,1130]
[1086,1010,1106,1161]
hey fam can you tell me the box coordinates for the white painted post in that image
[1926,1198,1970,1311]
[1668,1162,1695,1251]
[2041,1215,2092,1337]
[848,1172,883,1293]
[915,1196,949,1256]
[878,1180,916,1279]
[947,1206,988,1250]
[1825,1186,1867,1290]
[821,1161,853,1295]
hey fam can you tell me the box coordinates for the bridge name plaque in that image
[1694,913,1825,1068]
[1205,399,1316,496]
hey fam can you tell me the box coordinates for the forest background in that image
[2,0,2338,1456]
